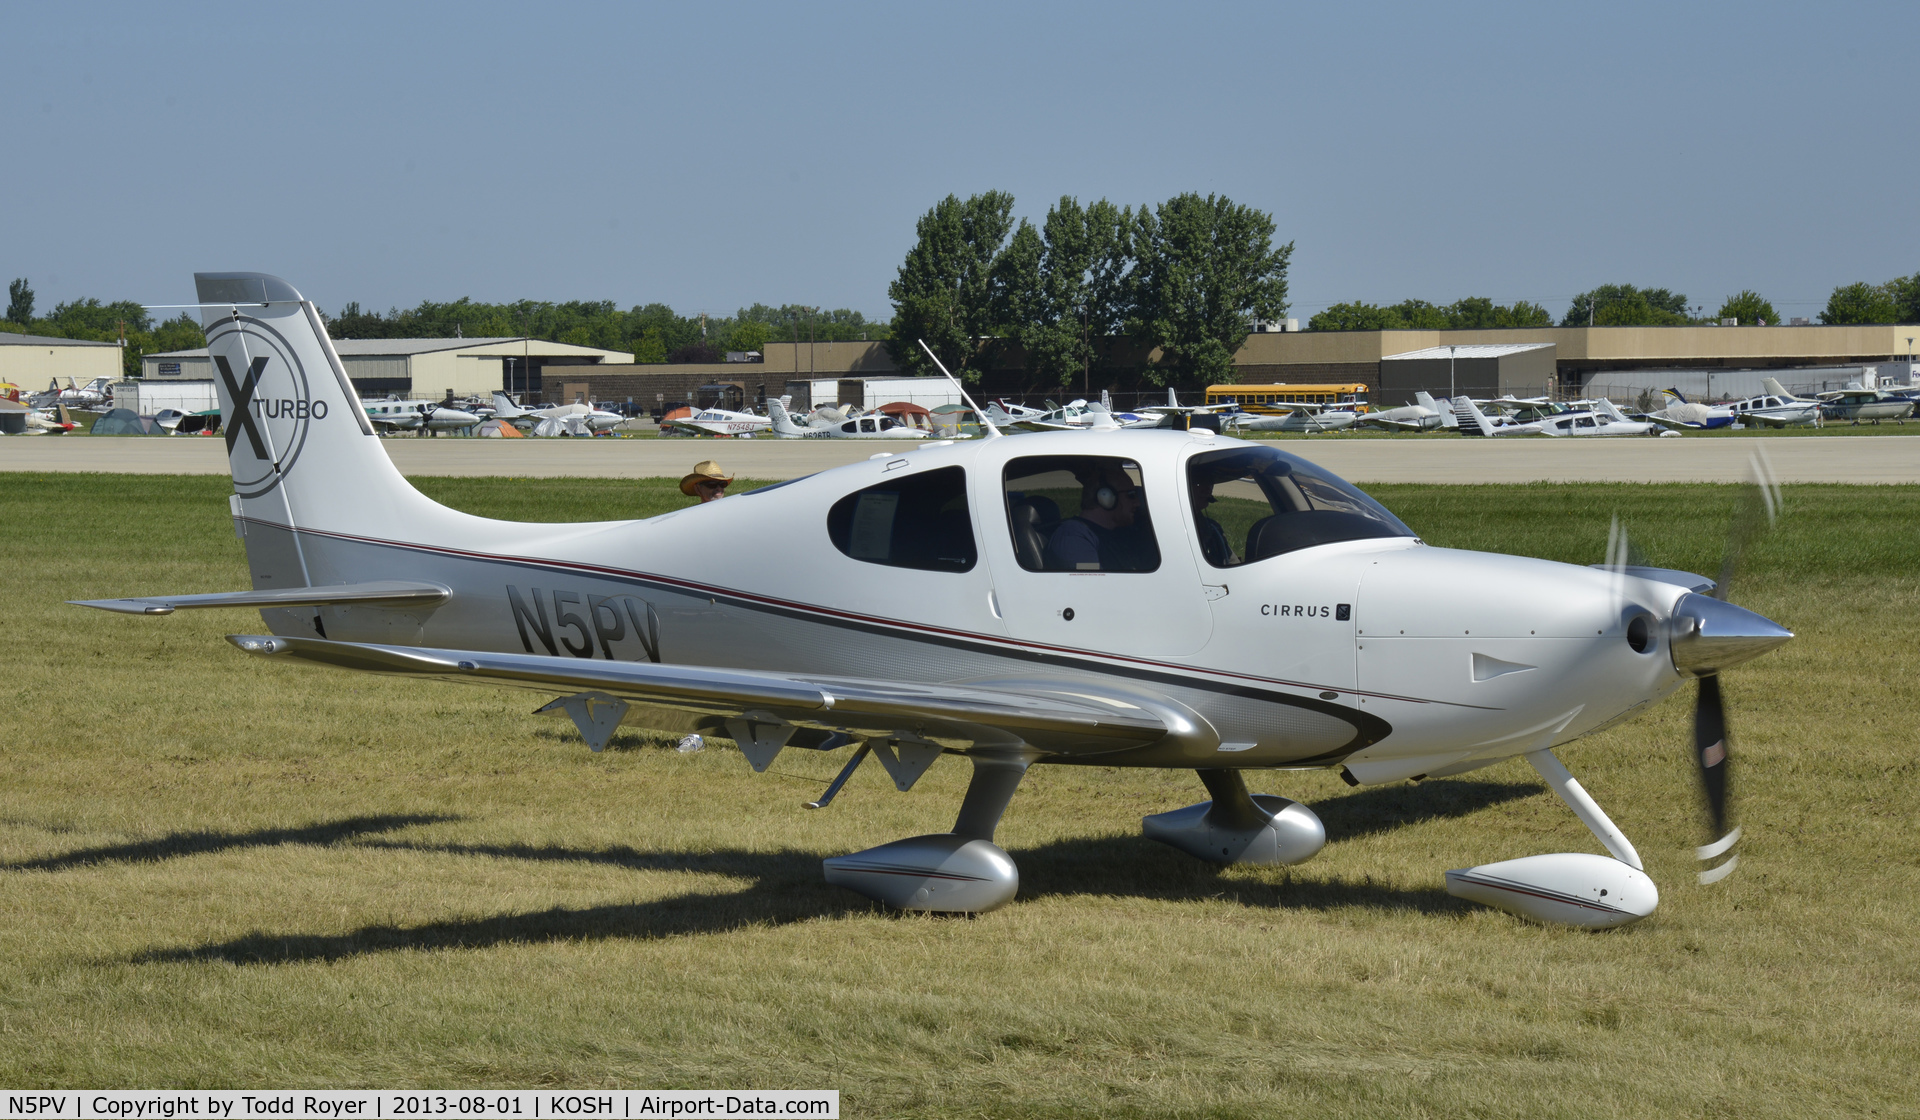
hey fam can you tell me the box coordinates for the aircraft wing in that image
[226,634,1198,758]
[1357,415,1424,431]
[72,580,452,615]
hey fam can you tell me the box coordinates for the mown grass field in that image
[2,472,1916,1117]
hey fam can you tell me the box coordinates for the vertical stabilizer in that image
[1762,377,1794,400]
[1451,396,1497,436]
[197,272,437,548]
[1415,391,1457,428]
[767,398,809,437]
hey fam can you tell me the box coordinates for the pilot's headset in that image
[1085,470,1125,511]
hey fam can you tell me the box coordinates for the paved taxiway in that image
[5,434,1920,483]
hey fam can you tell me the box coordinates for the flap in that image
[226,634,1184,757]
[72,580,451,615]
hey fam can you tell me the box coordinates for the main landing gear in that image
[821,761,1330,914]
[822,750,1032,913]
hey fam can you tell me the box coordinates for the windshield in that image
[1186,445,1415,567]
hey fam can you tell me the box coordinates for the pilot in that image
[1045,465,1148,571]
[680,460,733,503]
[1190,477,1237,566]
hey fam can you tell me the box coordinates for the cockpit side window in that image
[1003,455,1160,573]
[1187,445,1415,567]
[827,466,976,572]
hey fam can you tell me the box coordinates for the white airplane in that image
[75,273,1795,930]
[1227,403,1359,433]
[1355,391,1451,432]
[1645,389,1736,431]
[489,391,624,434]
[661,405,774,438]
[1451,397,1546,436]
[1534,399,1656,437]
[361,398,483,434]
[40,377,113,410]
[1725,379,1821,428]
[769,398,930,439]
[1816,386,1914,424]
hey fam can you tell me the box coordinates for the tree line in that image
[7,253,1914,387]
[886,192,1292,389]
[1312,276,1920,331]
[325,299,886,364]
[1,277,885,377]
[2,279,203,379]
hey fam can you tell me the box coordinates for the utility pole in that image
[1449,345,1457,400]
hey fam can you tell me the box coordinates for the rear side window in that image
[827,466,976,572]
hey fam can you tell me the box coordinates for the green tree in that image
[6,278,32,325]
[1820,282,1900,325]
[886,191,1018,379]
[151,314,204,353]
[729,320,770,354]
[1389,299,1450,330]
[633,328,668,363]
[1888,273,1920,324]
[1013,197,1137,388]
[1307,301,1403,331]
[1563,285,1692,327]
[1132,193,1292,387]
[1716,290,1779,326]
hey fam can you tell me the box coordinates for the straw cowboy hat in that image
[679,460,735,496]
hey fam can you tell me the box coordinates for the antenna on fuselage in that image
[917,338,1001,439]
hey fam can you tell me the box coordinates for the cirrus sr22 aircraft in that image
[75,274,1794,928]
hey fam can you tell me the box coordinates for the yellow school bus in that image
[1206,383,1370,413]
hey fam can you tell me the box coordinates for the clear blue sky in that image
[6,1,1913,324]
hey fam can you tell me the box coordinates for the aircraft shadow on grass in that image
[1,814,459,873]
[127,779,1540,966]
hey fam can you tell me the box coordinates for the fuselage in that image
[247,430,1694,780]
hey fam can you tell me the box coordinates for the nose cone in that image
[1669,592,1793,676]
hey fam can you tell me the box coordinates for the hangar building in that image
[1,332,123,388]
[1377,343,1557,406]
[143,337,632,400]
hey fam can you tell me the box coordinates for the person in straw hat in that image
[680,459,734,503]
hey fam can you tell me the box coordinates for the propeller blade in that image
[1692,673,1740,883]
[1714,450,1782,601]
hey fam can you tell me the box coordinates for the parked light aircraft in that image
[1534,399,1656,437]
[1452,397,1651,437]
[1227,403,1359,433]
[768,398,935,439]
[75,274,1794,929]
[1725,379,1821,428]
[489,391,624,434]
[362,398,483,434]
[39,377,114,410]
[662,405,774,438]
[1355,392,1451,432]
[1817,387,1914,424]
[1645,389,1736,431]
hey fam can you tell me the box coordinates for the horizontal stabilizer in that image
[72,580,451,616]
[225,635,1187,756]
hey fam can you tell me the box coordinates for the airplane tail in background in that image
[1451,396,1496,436]
[491,391,532,420]
[1664,387,1690,403]
[1762,377,1793,399]
[196,273,454,570]
[1595,398,1630,423]
[1414,391,1457,428]
[767,398,809,437]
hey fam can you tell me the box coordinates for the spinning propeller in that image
[1608,451,1788,885]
